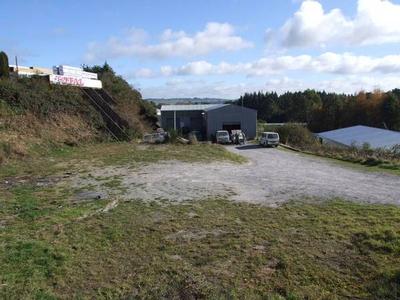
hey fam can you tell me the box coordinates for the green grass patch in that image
[1,141,398,299]
[279,145,400,176]
[1,192,400,299]
[0,142,246,179]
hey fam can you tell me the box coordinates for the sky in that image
[2,0,400,99]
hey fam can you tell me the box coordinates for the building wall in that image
[160,105,257,140]
[161,110,206,134]
[205,105,257,139]
[9,65,53,76]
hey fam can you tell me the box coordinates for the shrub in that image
[139,99,158,124]
[0,77,105,127]
[166,129,179,143]
[274,124,318,149]
[0,51,9,78]
[83,63,157,130]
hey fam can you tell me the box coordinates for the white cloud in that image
[139,74,400,99]
[269,0,400,48]
[140,79,259,99]
[85,22,252,62]
[132,68,156,78]
[311,75,400,94]
[134,53,400,78]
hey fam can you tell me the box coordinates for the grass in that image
[1,142,400,299]
[322,154,400,176]
[0,142,246,179]
[279,145,400,176]
[1,187,400,299]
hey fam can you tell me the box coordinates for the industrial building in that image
[317,125,400,149]
[160,104,257,140]
[9,65,53,77]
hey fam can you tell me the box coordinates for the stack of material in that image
[53,65,98,80]
[50,65,102,89]
[143,132,167,144]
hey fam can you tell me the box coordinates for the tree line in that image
[236,89,400,132]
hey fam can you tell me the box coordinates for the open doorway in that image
[222,123,241,133]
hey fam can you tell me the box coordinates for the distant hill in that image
[146,98,234,105]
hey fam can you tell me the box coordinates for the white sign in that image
[53,65,98,80]
[49,74,102,89]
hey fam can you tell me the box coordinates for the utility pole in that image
[15,56,19,74]
[174,110,177,131]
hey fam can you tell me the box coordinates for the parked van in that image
[259,132,280,147]
[216,130,231,144]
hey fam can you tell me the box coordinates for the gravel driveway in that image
[227,145,400,205]
[69,145,400,205]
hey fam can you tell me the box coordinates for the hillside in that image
[0,63,157,164]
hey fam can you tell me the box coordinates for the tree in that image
[0,51,10,78]
[82,62,115,77]
[382,92,400,131]
[236,89,400,132]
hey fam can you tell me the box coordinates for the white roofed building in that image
[317,125,400,149]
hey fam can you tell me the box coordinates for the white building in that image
[317,125,400,149]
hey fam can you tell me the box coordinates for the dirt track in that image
[67,145,400,205]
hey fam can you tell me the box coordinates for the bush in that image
[166,129,179,143]
[139,99,158,124]
[0,51,9,78]
[83,63,157,130]
[0,77,104,127]
[274,124,318,149]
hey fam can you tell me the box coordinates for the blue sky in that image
[1,0,400,98]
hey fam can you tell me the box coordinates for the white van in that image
[216,130,231,144]
[259,132,280,147]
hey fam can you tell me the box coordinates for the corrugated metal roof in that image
[160,104,228,112]
[317,125,400,149]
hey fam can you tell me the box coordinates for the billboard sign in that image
[49,74,102,89]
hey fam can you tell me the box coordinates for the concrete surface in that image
[67,145,400,205]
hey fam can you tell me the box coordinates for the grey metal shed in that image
[160,104,257,140]
[316,125,400,149]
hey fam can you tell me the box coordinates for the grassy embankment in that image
[0,143,400,299]
[0,64,158,165]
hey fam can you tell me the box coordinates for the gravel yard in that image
[67,145,400,205]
